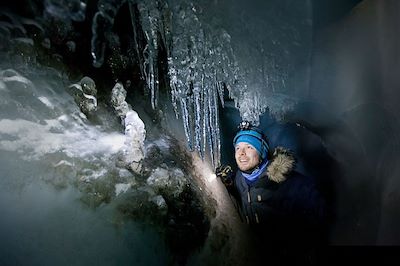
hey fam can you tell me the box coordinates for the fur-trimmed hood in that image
[266,147,295,183]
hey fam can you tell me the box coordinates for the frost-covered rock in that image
[115,183,131,196]
[150,195,168,214]
[67,76,97,116]
[119,110,146,173]
[111,82,146,174]
[111,82,131,119]
[146,167,187,196]
[111,82,127,106]
[79,168,107,182]
[118,168,134,179]
[80,76,97,95]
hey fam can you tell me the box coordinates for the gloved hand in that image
[216,165,234,187]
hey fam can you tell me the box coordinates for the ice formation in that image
[67,76,98,117]
[111,82,131,120]
[89,0,311,166]
[111,82,146,173]
[122,110,146,173]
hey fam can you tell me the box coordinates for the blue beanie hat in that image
[233,129,269,160]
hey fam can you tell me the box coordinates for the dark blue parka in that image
[230,147,327,245]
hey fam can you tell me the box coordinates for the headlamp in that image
[238,120,252,130]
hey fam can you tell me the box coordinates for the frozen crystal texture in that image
[122,110,146,173]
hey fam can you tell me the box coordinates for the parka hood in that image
[266,147,295,183]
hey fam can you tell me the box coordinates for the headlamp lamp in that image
[238,120,252,130]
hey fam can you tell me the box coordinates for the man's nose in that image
[237,147,245,155]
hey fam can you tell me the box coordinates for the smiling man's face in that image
[235,142,260,172]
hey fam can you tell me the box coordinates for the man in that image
[217,121,327,247]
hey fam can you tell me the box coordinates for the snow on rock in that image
[110,82,146,174]
[67,76,97,116]
[118,168,134,179]
[150,195,168,214]
[146,167,187,197]
[110,82,130,120]
[119,110,146,174]
[79,168,108,182]
[115,183,132,196]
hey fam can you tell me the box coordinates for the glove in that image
[216,165,234,187]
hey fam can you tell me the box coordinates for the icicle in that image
[216,81,224,109]
[137,0,161,109]
[210,78,222,167]
[193,86,203,159]
[128,1,145,78]
[168,60,180,118]
[180,96,193,151]
[201,73,208,162]
[207,81,215,167]
[159,1,172,57]
[91,11,107,67]
[214,82,221,165]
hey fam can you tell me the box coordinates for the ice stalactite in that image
[165,1,231,166]
[137,0,161,110]
[167,1,201,154]
[194,85,203,158]
[180,96,193,151]
[128,1,145,78]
